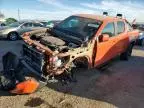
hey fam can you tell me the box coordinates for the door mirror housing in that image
[101,34,110,42]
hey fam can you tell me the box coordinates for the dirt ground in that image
[0,40,144,108]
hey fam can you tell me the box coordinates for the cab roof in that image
[75,14,125,22]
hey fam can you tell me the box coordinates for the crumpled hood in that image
[40,36,66,46]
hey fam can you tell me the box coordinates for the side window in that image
[22,23,32,28]
[61,17,80,28]
[102,23,115,37]
[33,23,43,27]
[1,23,6,26]
[117,21,125,34]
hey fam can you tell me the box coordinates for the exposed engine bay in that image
[30,29,80,53]
[22,27,94,79]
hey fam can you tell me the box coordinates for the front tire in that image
[120,44,133,60]
[8,32,18,41]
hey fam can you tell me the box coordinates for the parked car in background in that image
[46,20,61,28]
[0,22,6,27]
[0,21,44,40]
[0,22,6,30]
[39,21,48,27]
[132,24,140,29]
[132,24,144,46]
[136,32,144,46]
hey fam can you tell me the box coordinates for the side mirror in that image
[101,34,110,42]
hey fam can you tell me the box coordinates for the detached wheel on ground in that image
[8,32,19,41]
[120,43,133,60]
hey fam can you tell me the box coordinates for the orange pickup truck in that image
[22,14,139,78]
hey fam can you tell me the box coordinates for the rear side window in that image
[33,23,43,27]
[117,21,125,34]
[102,23,115,37]
[22,23,32,28]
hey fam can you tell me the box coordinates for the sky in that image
[0,0,144,22]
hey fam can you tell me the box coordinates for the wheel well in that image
[73,56,89,68]
[8,31,19,38]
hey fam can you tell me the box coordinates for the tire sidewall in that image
[140,39,144,46]
[120,43,133,60]
[127,44,133,57]
[8,32,18,41]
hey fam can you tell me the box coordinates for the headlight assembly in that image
[49,56,62,68]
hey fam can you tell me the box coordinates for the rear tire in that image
[120,44,133,60]
[8,32,18,41]
[139,39,144,46]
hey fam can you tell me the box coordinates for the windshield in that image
[8,22,21,27]
[40,22,47,26]
[54,16,101,40]
[47,21,54,27]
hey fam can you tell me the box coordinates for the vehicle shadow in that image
[0,38,144,107]
[0,90,15,96]
[0,55,143,107]
[0,38,22,41]
[46,55,144,108]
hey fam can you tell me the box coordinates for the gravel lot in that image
[0,40,144,108]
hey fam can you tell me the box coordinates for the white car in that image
[0,22,44,40]
[0,23,6,30]
[137,32,144,46]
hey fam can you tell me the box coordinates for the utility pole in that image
[0,10,4,18]
[18,9,20,21]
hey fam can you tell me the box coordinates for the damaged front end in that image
[21,28,94,79]
[21,15,102,80]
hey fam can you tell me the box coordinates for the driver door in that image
[94,22,119,67]
[19,22,33,35]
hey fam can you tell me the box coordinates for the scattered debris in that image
[0,52,25,90]
[0,52,39,94]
